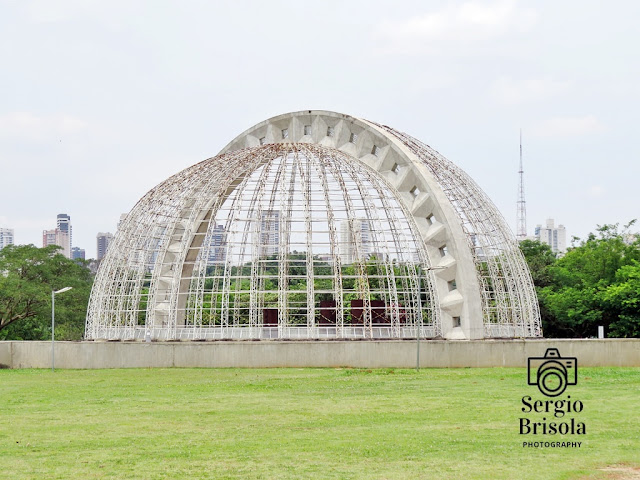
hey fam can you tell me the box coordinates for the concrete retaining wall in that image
[1,339,639,369]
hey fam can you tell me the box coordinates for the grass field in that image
[1,367,638,479]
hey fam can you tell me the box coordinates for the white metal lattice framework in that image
[86,110,541,340]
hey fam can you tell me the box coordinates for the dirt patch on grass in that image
[599,465,640,479]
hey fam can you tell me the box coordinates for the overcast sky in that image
[1,0,638,258]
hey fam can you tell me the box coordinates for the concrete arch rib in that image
[220,110,541,339]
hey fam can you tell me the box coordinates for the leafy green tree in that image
[599,262,640,337]
[0,244,93,340]
[551,222,639,289]
[518,239,556,287]
[518,239,559,335]
[525,222,640,338]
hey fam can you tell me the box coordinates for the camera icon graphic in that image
[527,348,578,397]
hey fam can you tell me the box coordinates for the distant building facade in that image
[340,219,371,264]
[56,214,72,257]
[259,210,280,257]
[42,229,57,247]
[97,232,114,260]
[535,218,566,255]
[208,224,227,264]
[71,247,86,260]
[0,227,14,250]
[42,213,72,258]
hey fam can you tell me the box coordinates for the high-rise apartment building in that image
[340,219,371,264]
[71,247,86,260]
[259,210,280,257]
[97,232,114,260]
[42,213,72,258]
[56,213,72,257]
[57,214,71,234]
[535,219,567,255]
[0,228,14,250]
[208,224,227,264]
[43,229,57,247]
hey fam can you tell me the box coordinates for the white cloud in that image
[530,115,607,138]
[0,112,87,141]
[492,76,571,105]
[589,185,606,197]
[376,0,538,55]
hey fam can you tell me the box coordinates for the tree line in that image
[0,245,92,340]
[519,221,640,338]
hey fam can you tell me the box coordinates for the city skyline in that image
[1,1,638,258]
[0,212,577,259]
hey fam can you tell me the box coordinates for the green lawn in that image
[1,367,638,479]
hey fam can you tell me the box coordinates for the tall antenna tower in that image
[516,129,527,239]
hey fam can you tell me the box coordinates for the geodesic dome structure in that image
[86,110,541,340]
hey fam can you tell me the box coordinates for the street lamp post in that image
[52,287,73,372]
